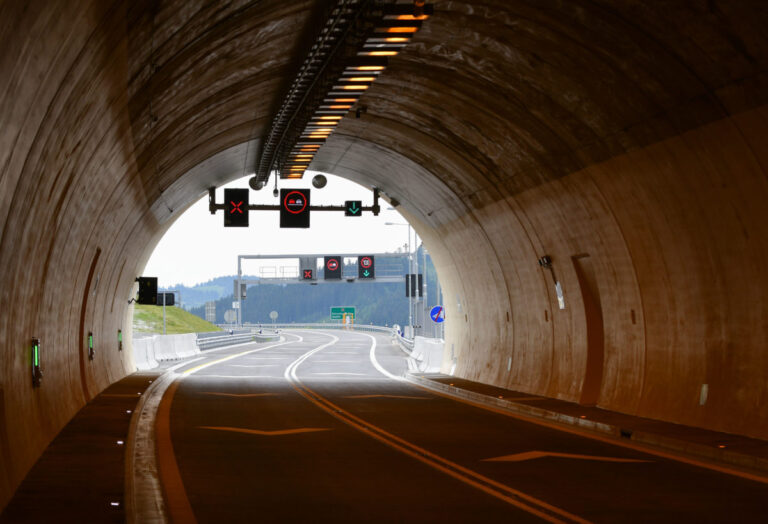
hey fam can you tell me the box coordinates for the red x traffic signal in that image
[224,188,249,227]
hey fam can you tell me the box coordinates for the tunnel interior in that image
[2,0,768,510]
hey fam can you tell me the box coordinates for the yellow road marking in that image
[285,335,590,524]
[155,379,197,524]
[485,451,649,463]
[154,336,299,522]
[197,426,330,436]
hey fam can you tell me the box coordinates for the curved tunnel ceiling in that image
[2,0,768,510]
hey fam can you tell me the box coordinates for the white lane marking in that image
[363,333,404,381]
[183,335,302,376]
[284,333,340,383]
[312,372,367,376]
[201,336,286,354]
[192,375,280,379]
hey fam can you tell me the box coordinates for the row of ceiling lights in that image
[284,6,432,179]
[254,1,432,185]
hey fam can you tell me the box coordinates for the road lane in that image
[160,330,768,523]
[166,331,533,523]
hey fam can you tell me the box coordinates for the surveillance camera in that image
[273,188,279,197]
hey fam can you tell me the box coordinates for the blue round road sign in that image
[430,305,445,323]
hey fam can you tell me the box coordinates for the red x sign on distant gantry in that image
[230,201,244,214]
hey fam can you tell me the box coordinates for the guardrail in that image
[245,323,395,335]
[196,331,280,351]
[394,332,415,354]
[208,323,419,354]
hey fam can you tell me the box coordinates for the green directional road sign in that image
[345,200,362,217]
[330,306,356,320]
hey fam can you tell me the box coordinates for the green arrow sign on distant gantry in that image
[358,256,375,279]
[345,200,362,216]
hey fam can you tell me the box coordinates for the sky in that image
[144,172,417,288]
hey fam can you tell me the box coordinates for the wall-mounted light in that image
[31,338,42,388]
[88,331,95,360]
[118,329,123,351]
[538,256,565,309]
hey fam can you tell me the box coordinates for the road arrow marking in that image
[342,394,431,400]
[484,451,650,463]
[202,392,277,398]
[198,426,330,436]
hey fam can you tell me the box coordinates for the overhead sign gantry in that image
[209,186,381,229]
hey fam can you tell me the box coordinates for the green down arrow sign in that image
[345,200,362,217]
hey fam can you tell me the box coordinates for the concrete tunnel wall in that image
[1,0,768,510]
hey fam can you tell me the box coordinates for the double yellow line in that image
[284,333,590,524]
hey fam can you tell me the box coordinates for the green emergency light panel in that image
[88,332,95,361]
[31,338,42,388]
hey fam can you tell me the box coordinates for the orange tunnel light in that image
[360,51,398,56]
[348,65,385,71]
[393,14,429,21]
[382,26,419,33]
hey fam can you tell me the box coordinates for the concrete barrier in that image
[410,336,444,373]
[132,333,199,370]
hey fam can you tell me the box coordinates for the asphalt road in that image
[160,330,768,523]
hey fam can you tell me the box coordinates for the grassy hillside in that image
[133,304,221,334]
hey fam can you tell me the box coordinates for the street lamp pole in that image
[408,224,413,337]
[386,221,414,337]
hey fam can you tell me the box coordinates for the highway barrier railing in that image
[196,331,279,351]
[208,323,419,355]
[393,331,415,354]
[243,323,396,335]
